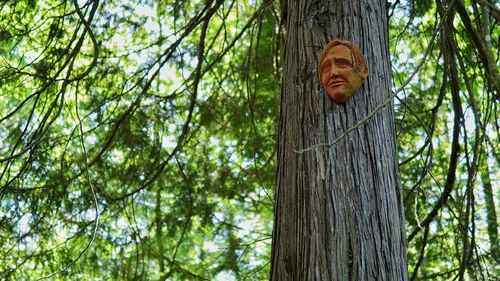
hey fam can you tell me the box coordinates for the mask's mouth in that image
[328,80,345,87]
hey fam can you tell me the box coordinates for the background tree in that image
[270,0,408,280]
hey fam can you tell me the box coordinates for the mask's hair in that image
[317,39,368,79]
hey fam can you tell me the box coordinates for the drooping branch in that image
[408,1,462,242]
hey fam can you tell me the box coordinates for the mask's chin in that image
[327,88,351,103]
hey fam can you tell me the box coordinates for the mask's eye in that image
[321,61,331,73]
[335,58,352,68]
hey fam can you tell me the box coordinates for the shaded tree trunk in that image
[270,0,408,280]
[479,147,499,262]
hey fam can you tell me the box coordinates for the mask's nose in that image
[330,65,339,77]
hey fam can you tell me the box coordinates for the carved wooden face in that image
[319,45,368,103]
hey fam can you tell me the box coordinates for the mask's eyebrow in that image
[333,57,352,64]
[319,59,331,69]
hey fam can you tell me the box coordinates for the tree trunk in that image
[270,0,408,280]
[479,147,499,262]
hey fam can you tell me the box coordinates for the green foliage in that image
[390,0,499,279]
[0,0,278,279]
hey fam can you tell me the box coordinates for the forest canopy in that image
[0,0,498,280]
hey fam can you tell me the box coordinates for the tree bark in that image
[270,0,408,280]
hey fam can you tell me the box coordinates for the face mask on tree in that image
[318,39,368,103]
